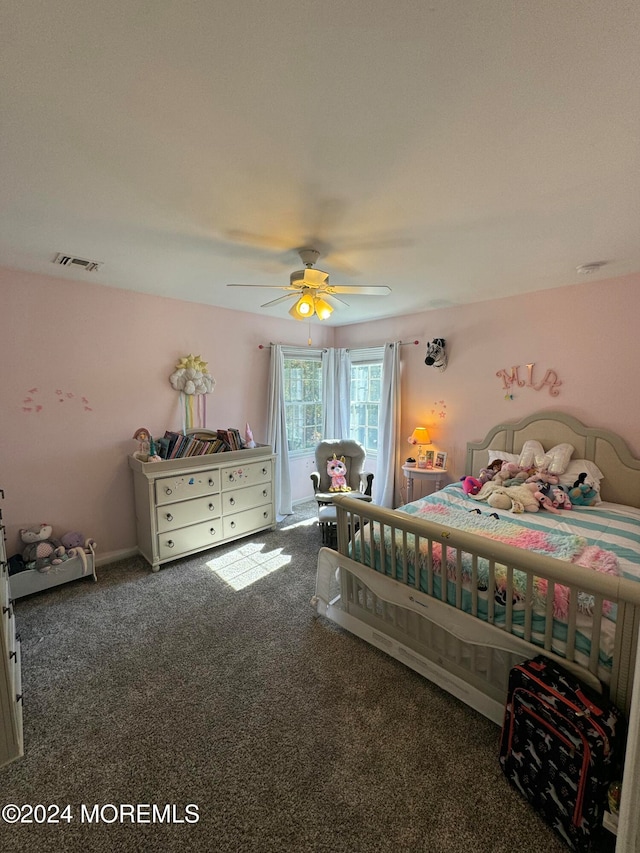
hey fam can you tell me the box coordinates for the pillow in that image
[517,440,544,470]
[545,443,575,475]
[488,449,519,466]
[559,459,604,488]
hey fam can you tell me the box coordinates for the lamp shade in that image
[288,291,315,320]
[411,426,431,445]
[313,296,333,320]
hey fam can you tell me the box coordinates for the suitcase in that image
[499,655,624,852]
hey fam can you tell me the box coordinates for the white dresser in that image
[128,446,276,571]
[0,489,24,767]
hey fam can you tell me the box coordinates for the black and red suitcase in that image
[499,655,624,852]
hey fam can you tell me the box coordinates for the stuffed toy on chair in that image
[327,455,352,492]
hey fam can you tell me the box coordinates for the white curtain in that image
[374,341,400,507]
[322,347,351,439]
[267,344,292,518]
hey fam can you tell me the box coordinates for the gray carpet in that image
[2,501,603,853]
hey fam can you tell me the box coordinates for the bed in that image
[312,411,640,727]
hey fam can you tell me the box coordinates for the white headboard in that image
[466,411,640,508]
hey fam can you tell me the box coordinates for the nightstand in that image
[402,464,447,502]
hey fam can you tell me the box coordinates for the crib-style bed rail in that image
[320,494,640,720]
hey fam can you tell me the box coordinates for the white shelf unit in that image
[0,489,24,768]
[128,445,276,571]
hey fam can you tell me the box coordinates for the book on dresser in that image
[161,428,250,459]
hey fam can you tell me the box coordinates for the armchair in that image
[310,439,374,506]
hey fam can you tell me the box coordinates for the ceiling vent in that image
[53,253,101,272]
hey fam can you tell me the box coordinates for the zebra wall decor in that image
[424,338,447,372]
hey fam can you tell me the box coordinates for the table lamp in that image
[410,427,431,468]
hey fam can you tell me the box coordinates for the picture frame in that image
[434,451,447,470]
[424,450,435,469]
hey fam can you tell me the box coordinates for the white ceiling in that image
[2,1,639,326]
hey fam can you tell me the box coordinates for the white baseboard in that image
[95,547,139,567]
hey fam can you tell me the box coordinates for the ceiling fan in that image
[227,248,392,321]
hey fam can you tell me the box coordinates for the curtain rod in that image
[258,340,420,349]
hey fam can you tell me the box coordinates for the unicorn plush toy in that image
[327,455,351,492]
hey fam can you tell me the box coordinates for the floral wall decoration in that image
[496,363,562,398]
[169,354,215,430]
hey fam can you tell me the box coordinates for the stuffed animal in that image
[568,473,599,507]
[525,465,559,486]
[61,531,85,549]
[20,524,69,572]
[460,459,505,495]
[550,486,573,511]
[481,483,540,513]
[327,455,351,492]
[493,461,530,487]
[461,476,482,496]
[479,460,503,483]
[424,338,448,371]
[467,479,541,513]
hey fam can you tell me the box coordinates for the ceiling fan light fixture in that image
[288,291,315,320]
[314,296,333,320]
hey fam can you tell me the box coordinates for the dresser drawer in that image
[222,483,272,515]
[2,570,12,655]
[157,519,223,560]
[13,641,23,753]
[223,505,274,539]
[155,470,220,506]
[220,460,272,491]
[156,495,221,533]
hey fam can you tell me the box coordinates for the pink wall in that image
[337,273,640,506]
[2,265,639,560]
[0,266,334,560]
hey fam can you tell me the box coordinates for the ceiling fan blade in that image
[261,294,299,308]
[224,230,294,252]
[326,293,350,307]
[327,285,392,296]
[226,283,294,290]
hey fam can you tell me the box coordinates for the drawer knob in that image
[166,539,175,549]
[229,497,235,506]
[262,489,267,498]
[263,511,268,518]
[208,503,215,511]
[228,474,234,482]
[230,521,236,529]
[164,487,173,496]
[262,468,267,475]
[208,478,215,487]
[165,513,173,522]
[209,527,216,536]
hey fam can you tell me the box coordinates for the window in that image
[349,347,384,454]
[283,352,322,454]
[282,346,383,457]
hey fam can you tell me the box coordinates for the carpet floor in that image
[1,500,610,852]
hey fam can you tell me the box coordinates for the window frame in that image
[348,346,384,457]
[282,348,324,458]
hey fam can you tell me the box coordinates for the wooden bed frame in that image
[313,412,640,725]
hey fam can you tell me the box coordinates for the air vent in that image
[53,253,101,272]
